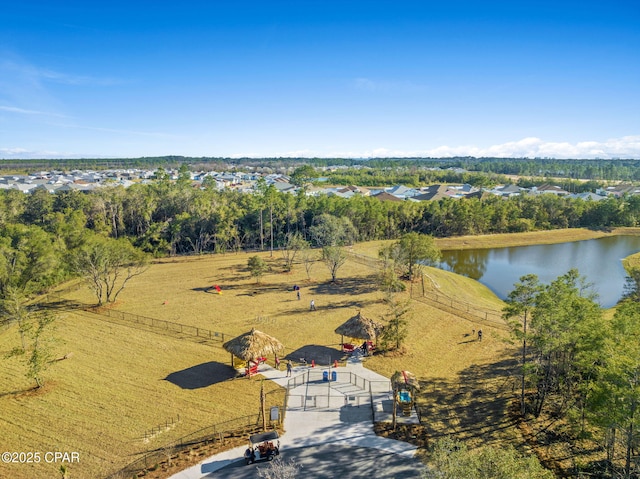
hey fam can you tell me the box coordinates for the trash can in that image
[323,371,329,382]
[331,371,337,382]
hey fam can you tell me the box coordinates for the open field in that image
[4,229,639,478]
[61,250,512,379]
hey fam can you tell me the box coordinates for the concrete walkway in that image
[169,356,420,478]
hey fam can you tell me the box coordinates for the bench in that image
[245,364,259,377]
[342,343,356,353]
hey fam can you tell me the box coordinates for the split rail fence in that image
[346,251,508,331]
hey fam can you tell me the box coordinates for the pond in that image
[438,235,640,308]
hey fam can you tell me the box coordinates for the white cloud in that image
[315,136,640,159]
[6,136,640,160]
[1,59,124,87]
[0,147,84,159]
[0,105,68,118]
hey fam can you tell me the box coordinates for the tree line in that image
[2,177,640,260]
[3,156,640,181]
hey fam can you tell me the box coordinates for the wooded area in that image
[504,269,640,478]
[1,174,638,263]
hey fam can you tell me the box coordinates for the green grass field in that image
[2,229,638,478]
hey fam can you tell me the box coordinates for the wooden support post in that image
[260,381,266,432]
[392,384,397,431]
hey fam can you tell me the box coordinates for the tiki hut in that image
[223,328,284,375]
[334,311,383,354]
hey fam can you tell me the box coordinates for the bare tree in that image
[321,246,347,283]
[73,236,149,305]
[257,457,300,479]
[299,249,317,281]
[280,232,309,272]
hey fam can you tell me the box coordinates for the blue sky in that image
[1,0,639,159]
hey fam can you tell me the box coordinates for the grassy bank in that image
[0,309,282,478]
[351,227,635,257]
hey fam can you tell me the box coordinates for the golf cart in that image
[244,431,280,465]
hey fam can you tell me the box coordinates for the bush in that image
[425,437,553,479]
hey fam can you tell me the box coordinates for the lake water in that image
[438,236,640,308]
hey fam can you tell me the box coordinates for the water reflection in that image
[438,236,640,308]
[442,249,488,280]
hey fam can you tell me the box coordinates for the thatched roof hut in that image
[391,370,420,391]
[223,328,284,367]
[335,311,383,343]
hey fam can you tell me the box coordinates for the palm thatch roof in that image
[391,370,420,391]
[334,311,383,340]
[222,328,284,361]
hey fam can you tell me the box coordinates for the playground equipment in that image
[391,370,420,417]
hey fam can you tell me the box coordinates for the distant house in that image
[11,183,39,194]
[330,189,355,199]
[409,184,450,201]
[569,192,607,201]
[33,183,62,194]
[385,185,420,199]
[271,182,297,193]
[602,184,640,197]
[530,184,569,195]
[337,185,371,196]
[63,183,100,193]
[491,184,524,197]
[372,191,403,202]
[464,190,494,200]
[304,186,330,196]
[265,174,291,184]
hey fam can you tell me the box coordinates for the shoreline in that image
[435,227,640,251]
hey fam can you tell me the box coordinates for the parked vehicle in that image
[244,431,280,465]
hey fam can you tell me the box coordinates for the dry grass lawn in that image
[4,229,638,478]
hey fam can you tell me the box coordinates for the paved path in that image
[169,357,423,478]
